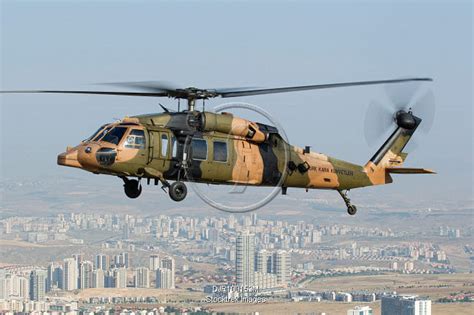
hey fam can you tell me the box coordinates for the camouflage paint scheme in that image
[58,111,434,191]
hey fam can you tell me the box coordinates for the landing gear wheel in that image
[347,205,357,215]
[169,181,187,202]
[337,190,358,215]
[124,179,142,199]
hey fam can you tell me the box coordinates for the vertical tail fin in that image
[364,114,421,185]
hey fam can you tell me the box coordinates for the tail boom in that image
[363,114,434,186]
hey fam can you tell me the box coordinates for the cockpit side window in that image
[102,127,127,145]
[124,129,146,149]
[161,134,169,157]
[171,136,178,158]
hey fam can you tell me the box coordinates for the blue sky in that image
[1,1,472,203]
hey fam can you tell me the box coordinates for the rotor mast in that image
[187,97,196,111]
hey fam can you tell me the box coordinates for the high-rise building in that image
[251,213,258,226]
[113,252,130,268]
[256,250,273,274]
[9,275,29,300]
[80,261,94,289]
[0,269,7,300]
[113,268,127,288]
[274,250,291,285]
[63,258,78,291]
[149,254,160,271]
[236,231,255,287]
[92,269,105,288]
[16,276,29,300]
[52,266,64,290]
[155,268,173,289]
[46,263,55,292]
[121,252,130,268]
[347,306,373,315]
[72,254,83,267]
[134,267,150,288]
[95,254,110,271]
[72,254,83,288]
[29,269,47,301]
[104,271,115,288]
[160,256,175,289]
[381,295,431,315]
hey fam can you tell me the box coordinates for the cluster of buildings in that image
[0,299,78,314]
[0,212,401,250]
[295,294,431,315]
[236,231,290,290]
[0,253,176,304]
[0,212,457,276]
[439,226,462,238]
[0,211,451,314]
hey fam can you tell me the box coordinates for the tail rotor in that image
[364,80,435,150]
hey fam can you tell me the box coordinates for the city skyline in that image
[0,208,472,313]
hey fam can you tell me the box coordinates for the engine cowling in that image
[201,112,267,143]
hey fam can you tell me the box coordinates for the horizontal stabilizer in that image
[386,167,436,174]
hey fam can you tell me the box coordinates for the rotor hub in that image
[395,110,416,130]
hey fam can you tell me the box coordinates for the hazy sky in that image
[1,1,472,204]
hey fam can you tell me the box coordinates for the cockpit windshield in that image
[101,127,128,145]
[95,126,113,141]
[84,124,108,142]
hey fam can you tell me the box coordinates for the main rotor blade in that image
[98,81,179,93]
[1,77,433,100]
[218,78,433,98]
[0,90,169,97]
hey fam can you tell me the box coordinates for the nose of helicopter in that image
[58,143,118,171]
[58,144,101,170]
[77,143,107,170]
[57,146,82,168]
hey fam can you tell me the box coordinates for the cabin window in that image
[213,141,228,162]
[102,127,127,145]
[161,134,169,157]
[191,139,207,160]
[124,129,145,149]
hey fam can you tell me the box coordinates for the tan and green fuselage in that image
[58,111,433,191]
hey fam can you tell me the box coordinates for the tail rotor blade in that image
[364,101,394,147]
[412,90,436,134]
[385,79,422,111]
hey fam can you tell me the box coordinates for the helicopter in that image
[1,78,435,215]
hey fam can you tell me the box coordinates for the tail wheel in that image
[124,179,142,199]
[169,181,187,202]
[347,205,357,215]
